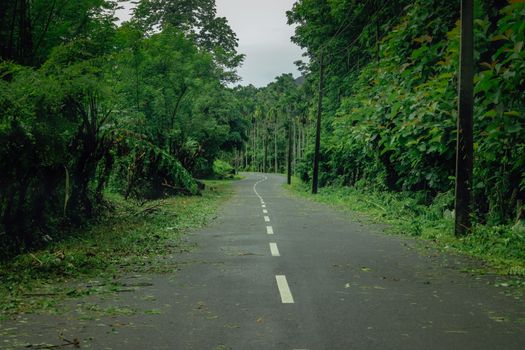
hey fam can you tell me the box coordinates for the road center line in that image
[266,226,274,234]
[269,243,280,256]
[276,275,294,304]
[252,175,268,204]
[264,215,270,222]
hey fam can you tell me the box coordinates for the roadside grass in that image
[0,180,234,320]
[285,178,525,277]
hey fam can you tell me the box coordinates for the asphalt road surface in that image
[2,173,524,349]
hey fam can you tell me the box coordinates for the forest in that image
[1,0,525,264]
[238,0,525,266]
[0,0,253,258]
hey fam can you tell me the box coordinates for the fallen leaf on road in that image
[111,322,130,327]
[224,323,240,329]
[144,309,161,315]
[445,330,468,334]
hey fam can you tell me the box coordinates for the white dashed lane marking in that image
[253,175,295,306]
[269,242,280,256]
[253,175,267,203]
[276,275,294,304]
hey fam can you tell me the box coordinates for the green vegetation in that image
[284,0,525,226]
[0,0,249,257]
[287,178,525,275]
[212,159,235,179]
[239,0,525,266]
[0,179,233,319]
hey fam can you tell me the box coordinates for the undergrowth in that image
[286,178,525,276]
[0,180,233,320]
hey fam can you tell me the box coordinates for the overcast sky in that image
[115,0,303,87]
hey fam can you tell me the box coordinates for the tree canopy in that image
[0,0,249,257]
[286,0,524,225]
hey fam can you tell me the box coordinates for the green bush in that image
[212,159,235,179]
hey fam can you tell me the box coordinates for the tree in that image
[286,0,525,226]
[0,0,250,257]
[455,0,474,235]
[133,0,244,74]
[0,0,119,66]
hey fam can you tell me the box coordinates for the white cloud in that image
[216,0,304,87]
[115,0,304,87]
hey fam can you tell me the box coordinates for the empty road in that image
[2,173,524,349]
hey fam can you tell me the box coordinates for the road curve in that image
[3,173,524,349]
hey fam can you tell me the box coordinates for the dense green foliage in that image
[0,0,248,257]
[260,0,524,229]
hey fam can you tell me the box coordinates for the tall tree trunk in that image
[302,120,308,159]
[18,0,33,65]
[134,49,141,113]
[263,134,268,173]
[274,120,278,173]
[32,0,57,60]
[296,123,300,160]
[298,122,302,160]
[256,121,260,171]
[293,118,297,173]
[244,144,248,170]
[170,86,188,130]
[252,121,256,171]
[312,50,325,194]
[1,0,19,61]
[287,113,292,185]
[455,0,474,235]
